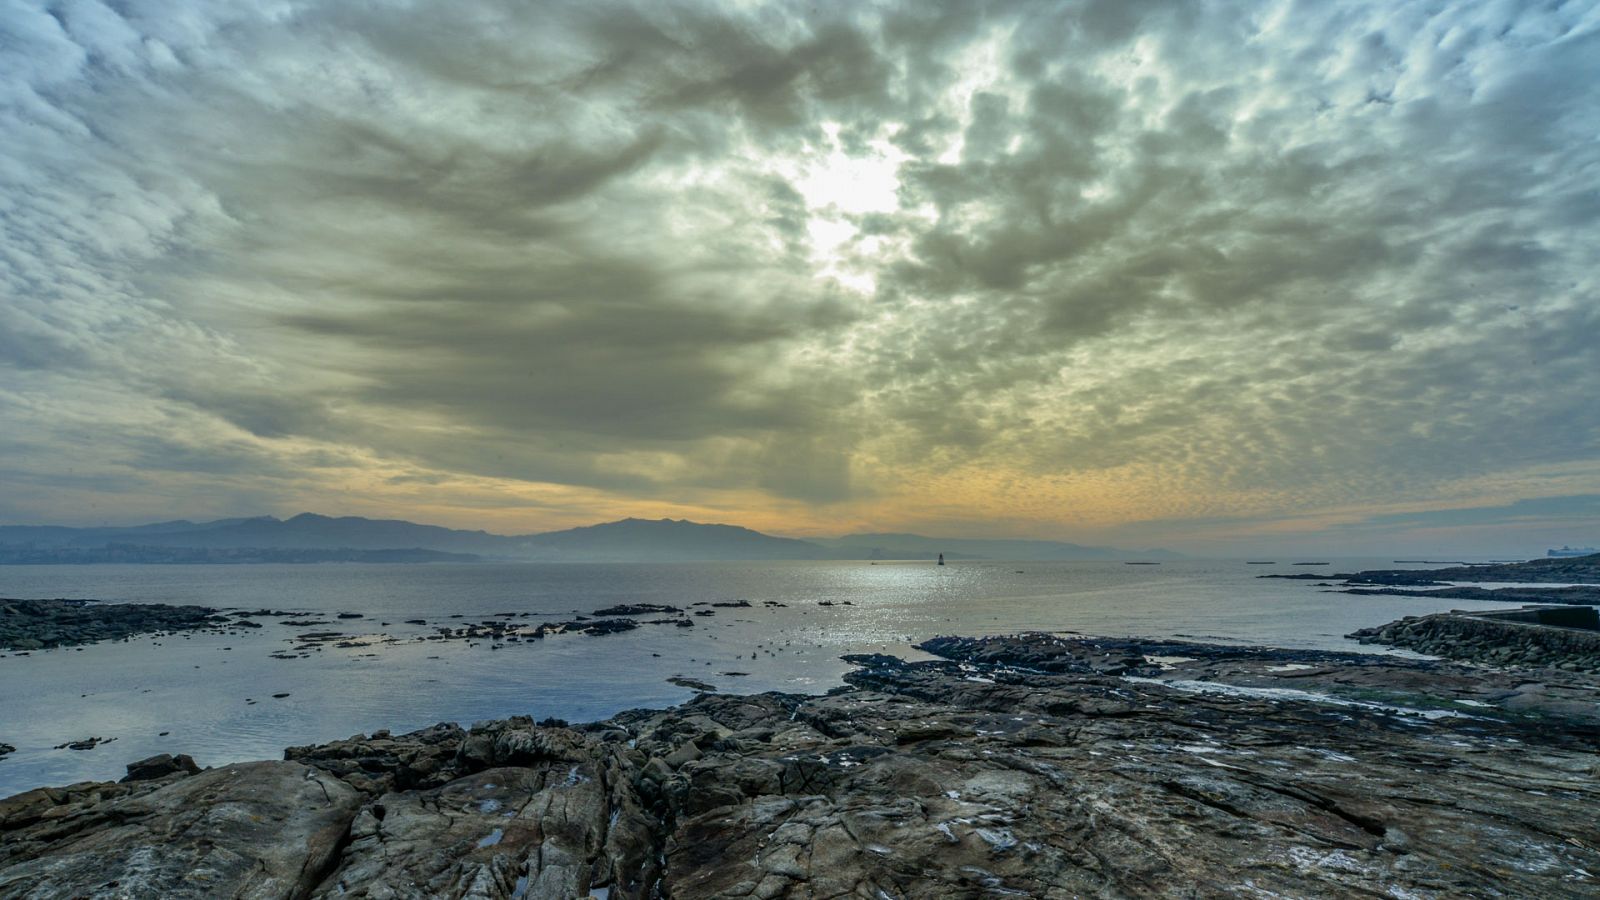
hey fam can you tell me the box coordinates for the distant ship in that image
[1246,561,1276,565]
[1548,546,1598,558]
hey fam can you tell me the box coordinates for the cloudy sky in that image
[2,0,1597,554]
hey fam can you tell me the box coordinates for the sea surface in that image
[0,558,1515,795]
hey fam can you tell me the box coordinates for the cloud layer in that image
[2,0,1597,552]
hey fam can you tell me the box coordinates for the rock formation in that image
[0,599,224,651]
[2,633,1597,898]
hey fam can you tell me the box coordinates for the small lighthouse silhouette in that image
[937,553,945,566]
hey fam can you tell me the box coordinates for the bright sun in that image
[783,123,905,294]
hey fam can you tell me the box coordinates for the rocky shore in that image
[1263,552,1600,588]
[1350,605,1600,673]
[1341,584,1600,605]
[2,633,1597,898]
[1262,553,1600,611]
[0,598,226,651]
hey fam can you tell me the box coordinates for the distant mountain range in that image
[0,513,1179,564]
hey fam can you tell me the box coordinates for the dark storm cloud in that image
[1,0,1596,546]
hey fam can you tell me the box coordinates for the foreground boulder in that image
[0,762,360,898]
[2,633,1598,897]
[120,753,202,783]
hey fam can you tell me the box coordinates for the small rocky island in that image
[2,633,1596,898]
[1265,552,1600,602]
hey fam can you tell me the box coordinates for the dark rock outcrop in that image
[1342,584,1600,605]
[1351,607,1600,672]
[120,753,201,783]
[592,604,681,616]
[0,599,224,651]
[285,723,468,795]
[1265,552,1600,587]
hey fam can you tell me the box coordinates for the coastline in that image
[4,556,1597,796]
[3,632,1597,897]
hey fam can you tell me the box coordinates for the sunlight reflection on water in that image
[0,559,1514,792]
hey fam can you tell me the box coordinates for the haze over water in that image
[0,558,1516,794]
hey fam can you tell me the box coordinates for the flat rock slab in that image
[0,761,359,899]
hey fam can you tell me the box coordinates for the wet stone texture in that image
[2,632,1598,898]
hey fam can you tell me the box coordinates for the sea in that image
[0,558,1518,796]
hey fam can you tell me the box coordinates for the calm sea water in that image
[0,559,1512,794]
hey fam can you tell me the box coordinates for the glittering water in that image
[0,559,1512,794]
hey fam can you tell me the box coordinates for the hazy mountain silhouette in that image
[520,518,827,561]
[0,513,507,554]
[0,514,1179,563]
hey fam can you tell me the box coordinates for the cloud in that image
[1,0,1596,549]
[1342,494,1600,532]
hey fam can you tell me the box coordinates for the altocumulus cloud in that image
[0,0,1597,550]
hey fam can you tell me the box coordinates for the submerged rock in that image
[52,737,115,752]
[592,603,681,616]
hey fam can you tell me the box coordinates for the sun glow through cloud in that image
[778,122,907,294]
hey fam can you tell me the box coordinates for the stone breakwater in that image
[2,633,1598,898]
[1350,607,1600,673]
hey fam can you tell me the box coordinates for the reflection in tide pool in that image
[0,559,1511,794]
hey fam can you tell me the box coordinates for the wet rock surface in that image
[1351,608,1600,673]
[667,676,719,693]
[4,633,1598,898]
[594,603,683,616]
[52,737,116,752]
[0,599,226,651]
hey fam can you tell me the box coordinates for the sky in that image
[1,0,1597,556]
